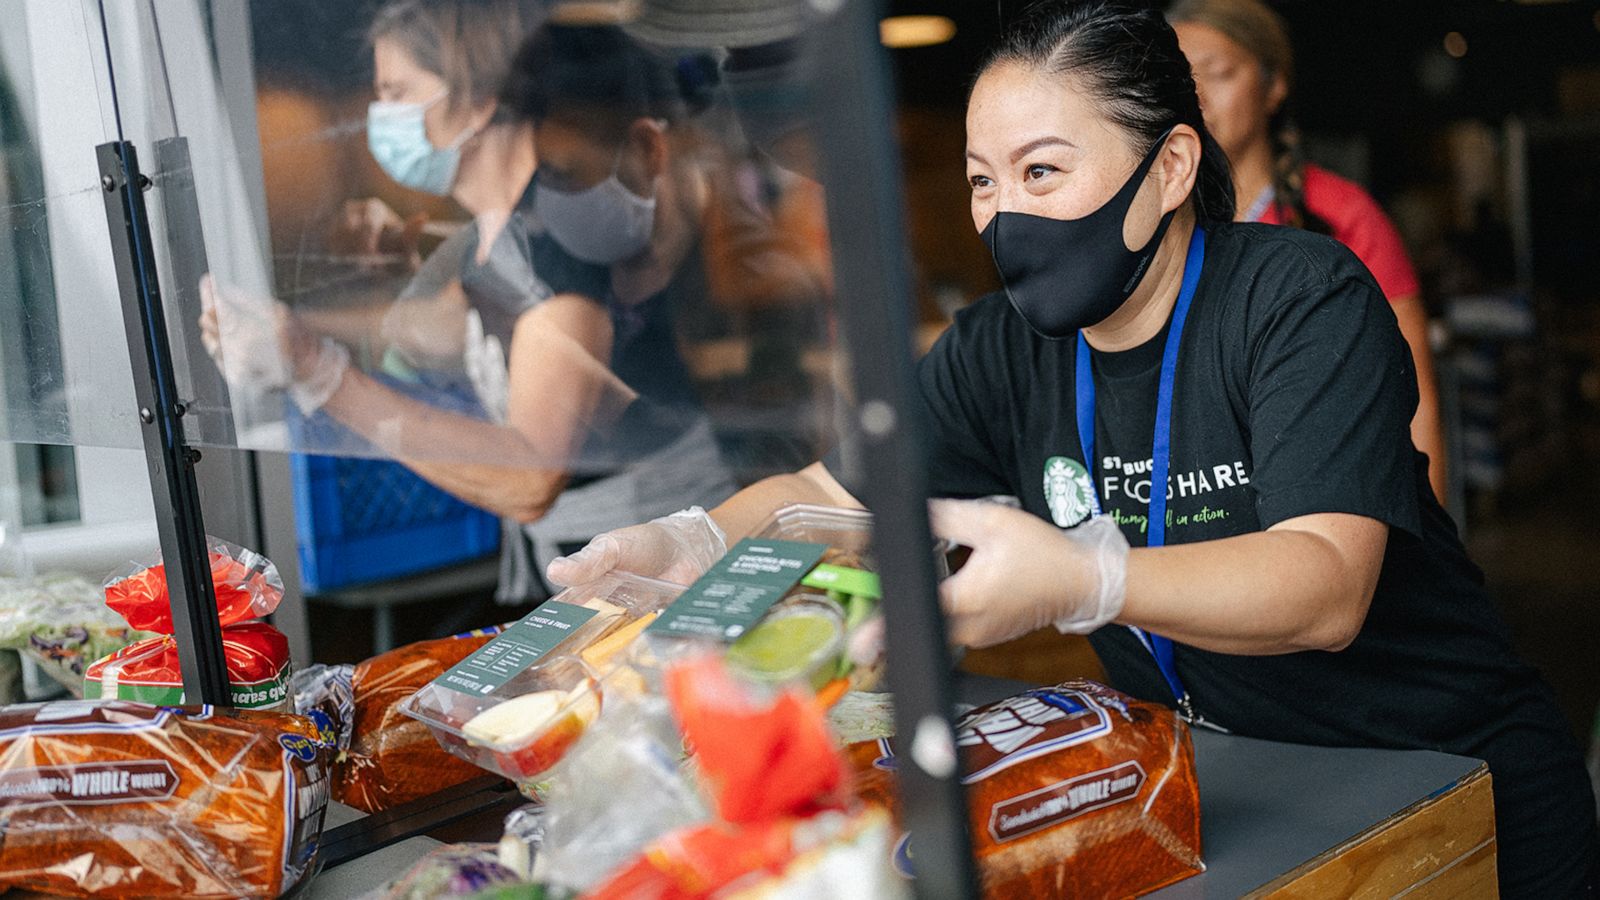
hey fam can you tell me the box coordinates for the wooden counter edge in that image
[1246,763,1498,899]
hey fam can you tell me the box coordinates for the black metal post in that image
[98,140,232,706]
[812,2,980,897]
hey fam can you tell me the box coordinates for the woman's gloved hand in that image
[545,507,727,588]
[929,499,1128,649]
[198,275,349,414]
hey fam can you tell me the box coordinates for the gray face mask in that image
[534,148,657,265]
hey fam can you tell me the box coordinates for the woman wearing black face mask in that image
[486,23,830,591]
[547,1,1598,894]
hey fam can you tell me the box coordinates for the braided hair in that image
[1166,0,1329,233]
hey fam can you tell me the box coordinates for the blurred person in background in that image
[1168,0,1448,504]
[204,0,742,602]
[494,21,833,489]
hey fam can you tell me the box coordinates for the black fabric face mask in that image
[980,129,1177,340]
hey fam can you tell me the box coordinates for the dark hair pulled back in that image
[500,24,718,144]
[981,0,1236,224]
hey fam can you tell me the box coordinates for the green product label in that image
[82,672,290,709]
[436,601,597,696]
[802,564,881,599]
[649,539,828,642]
[83,679,185,706]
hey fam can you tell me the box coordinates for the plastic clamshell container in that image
[751,504,875,557]
[726,592,846,690]
[748,503,954,686]
[400,573,684,781]
[751,503,950,577]
[558,572,687,666]
[402,656,599,782]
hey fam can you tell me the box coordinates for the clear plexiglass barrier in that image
[3,0,857,516]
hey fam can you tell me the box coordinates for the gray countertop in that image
[1151,730,1481,897]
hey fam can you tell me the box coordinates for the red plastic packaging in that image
[86,540,291,711]
[103,539,283,633]
[84,622,291,709]
[664,655,849,824]
[586,656,863,899]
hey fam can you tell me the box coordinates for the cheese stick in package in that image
[0,700,331,898]
[849,680,1203,898]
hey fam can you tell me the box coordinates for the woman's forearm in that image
[710,461,861,542]
[319,368,570,520]
[404,456,567,523]
[1118,513,1387,655]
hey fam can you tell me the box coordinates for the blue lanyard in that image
[1074,227,1206,716]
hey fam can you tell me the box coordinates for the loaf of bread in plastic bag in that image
[0,700,329,898]
[333,628,502,812]
[848,680,1202,898]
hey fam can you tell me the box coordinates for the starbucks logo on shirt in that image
[1043,456,1095,528]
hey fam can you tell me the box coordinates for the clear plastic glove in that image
[545,507,726,588]
[462,309,509,423]
[929,499,1129,648]
[199,275,349,414]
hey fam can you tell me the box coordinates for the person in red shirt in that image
[1170,0,1447,503]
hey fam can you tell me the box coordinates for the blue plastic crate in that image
[287,372,501,594]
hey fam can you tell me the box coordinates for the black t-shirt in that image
[897,222,1596,894]
[458,180,703,473]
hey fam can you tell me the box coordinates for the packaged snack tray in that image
[631,504,933,692]
[402,574,682,784]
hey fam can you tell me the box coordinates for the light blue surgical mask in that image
[534,151,658,265]
[367,93,475,195]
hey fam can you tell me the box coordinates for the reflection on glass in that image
[0,1,128,459]
[198,2,839,599]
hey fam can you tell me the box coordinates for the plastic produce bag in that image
[357,844,525,900]
[102,536,283,632]
[584,656,898,899]
[0,553,149,696]
[84,538,292,710]
[12,575,154,694]
[0,700,331,898]
[848,680,1203,897]
[335,626,507,812]
[497,804,546,881]
[537,690,707,893]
